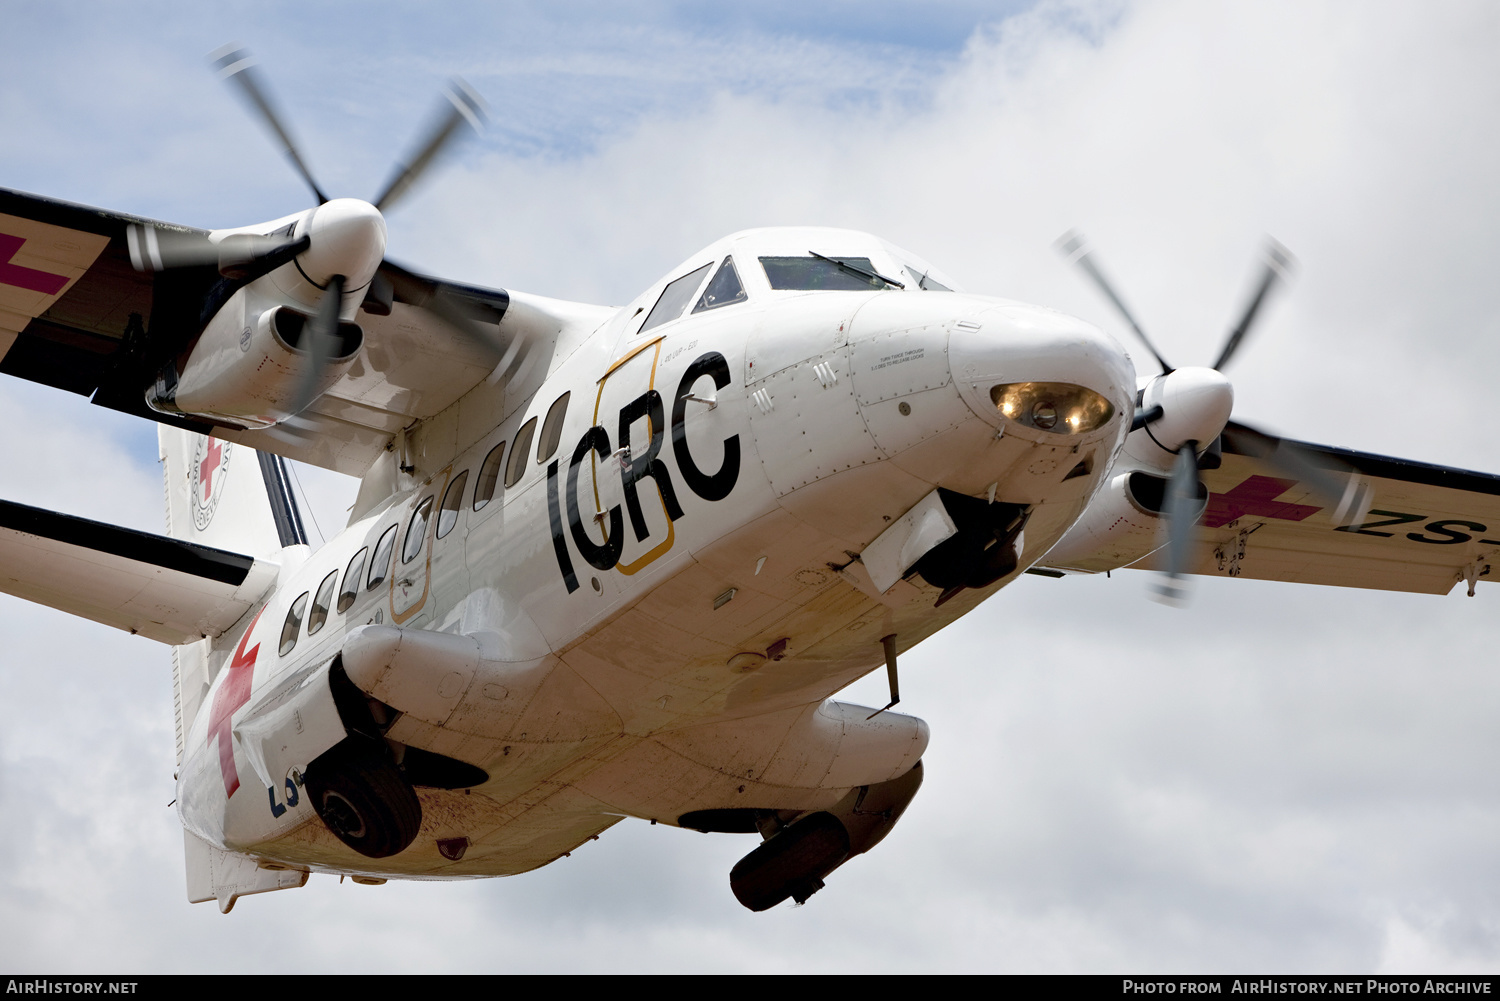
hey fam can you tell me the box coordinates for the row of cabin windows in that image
[278,390,575,657]
[280,253,916,655]
[286,250,936,650]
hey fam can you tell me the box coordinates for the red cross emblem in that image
[0,234,69,295]
[206,609,264,798]
[1202,475,1321,529]
[199,438,223,503]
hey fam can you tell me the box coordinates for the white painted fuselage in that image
[177,226,1136,879]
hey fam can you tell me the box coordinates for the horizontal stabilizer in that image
[0,498,276,643]
[184,831,307,913]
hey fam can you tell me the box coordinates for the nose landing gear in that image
[907,489,1029,605]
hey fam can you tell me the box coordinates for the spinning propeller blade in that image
[1154,440,1203,605]
[289,274,345,419]
[210,45,330,205]
[126,225,311,279]
[1221,422,1373,527]
[1057,231,1174,375]
[378,260,532,377]
[1212,240,1294,371]
[374,80,488,214]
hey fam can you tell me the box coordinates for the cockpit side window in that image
[639,263,713,334]
[903,265,952,292]
[691,256,747,314]
[760,255,894,291]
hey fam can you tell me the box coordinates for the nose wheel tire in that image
[304,737,422,858]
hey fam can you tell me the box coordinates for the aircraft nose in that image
[947,302,1134,439]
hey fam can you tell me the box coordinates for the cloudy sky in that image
[3,0,1500,974]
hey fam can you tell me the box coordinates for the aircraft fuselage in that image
[177,226,1135,879]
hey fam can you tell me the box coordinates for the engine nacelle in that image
[147,286,363,429]
[1038,467,1206,573]
[728,761,924,911]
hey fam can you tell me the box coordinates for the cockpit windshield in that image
[760,255,900,291]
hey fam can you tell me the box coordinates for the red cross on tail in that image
[206,609,264,798]
[199,438,223,503]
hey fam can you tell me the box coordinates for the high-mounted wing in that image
[0,187,523,477]
[1134,423,1500,595]
[0,498,277,643]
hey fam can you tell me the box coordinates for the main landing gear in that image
[303,735,422,859]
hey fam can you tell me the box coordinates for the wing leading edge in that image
[1135,423,1500,594]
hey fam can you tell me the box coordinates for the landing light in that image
[990,382,1114,435]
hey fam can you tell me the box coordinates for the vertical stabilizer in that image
[159,426,304,557]
[159,427,305,762]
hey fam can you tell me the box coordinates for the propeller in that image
[1056,231,1174,376]
[373,79,487,214]
[1157,440,1203,605]
[132,46,514,421]
[126,225,311,280]
[1059,232,1370,602]
[290,273,345,418]
[211,45,329,205]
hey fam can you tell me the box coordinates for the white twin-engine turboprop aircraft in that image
[4,54,1500,914]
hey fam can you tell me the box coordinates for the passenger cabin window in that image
[308,571,337,635]
[692,256,747,313]
[338,548,367,612]
[437,470,468,539]
[505,418,536,488]
[639,263,712,334]
[280,592,309,656]
[760,255,899,291]
[473,441,505,510]
[367,526,397,589]
[403,496,435,564]
[537,392,570,464]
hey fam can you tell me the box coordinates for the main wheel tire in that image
[303,737,422,858]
